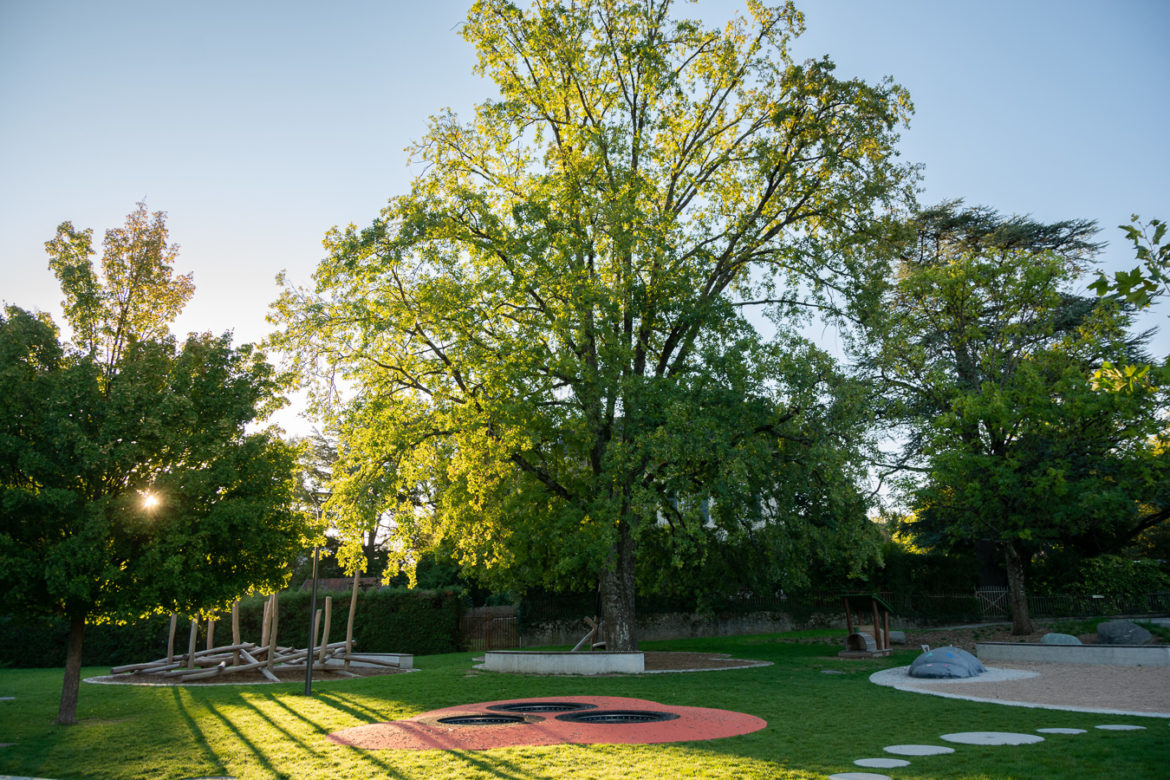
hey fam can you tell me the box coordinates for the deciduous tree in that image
[271,0,913,648]
[0,207,304,725]
[857,204,1167,634]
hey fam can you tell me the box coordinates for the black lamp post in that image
[304,495,327,696]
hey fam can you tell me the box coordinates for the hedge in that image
[0,587,463,669]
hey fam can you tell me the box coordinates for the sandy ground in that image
[873,662,1170,716]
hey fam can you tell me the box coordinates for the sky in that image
[3,0,1168,435]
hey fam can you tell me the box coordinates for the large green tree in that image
[0,206,305,725]
[271,0,912,649]
[856,204,1168,634]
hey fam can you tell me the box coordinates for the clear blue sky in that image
[3,0,1167,433]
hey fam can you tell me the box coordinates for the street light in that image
[304,492,329,697]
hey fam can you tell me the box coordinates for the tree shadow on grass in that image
[169,687,230,779]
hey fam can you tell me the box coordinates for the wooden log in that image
[167,614,178,664]
[241,648,281,683]
[267,592,279,669]
[187,620,198,669]
[261,596,271,648]
[111,659,186,675]
[232,600,241,666]
[345,569,360,670]
[319,597,333,663]
[871,600,881,651]
[342,655,399,668]
[206,615,216,651]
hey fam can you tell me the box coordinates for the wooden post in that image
[844,598,854,635]
[319,597,333,664]
[187,620,198,670]
[267,592,279,669]
[871,599,880,650]
[345,570,359,669]
[261,597,271,649]
[231,601,241,666]
[206,615,216,651]
[311,608,322,654]
[883,609,891,651]
[166,614,178,664]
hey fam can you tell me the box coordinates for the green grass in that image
[0,633,1165,779]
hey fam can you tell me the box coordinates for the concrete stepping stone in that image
[941,731,1044,746]
[1037,728,1086,735]
[829,774,890,780]
[883,744,955,756]
[854,757,910,768]
[1095,724,1146,731]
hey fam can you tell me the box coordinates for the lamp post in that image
[303,494,328,696]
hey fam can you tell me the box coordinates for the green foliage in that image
[858,203,1170,632]
[1090,215,1169,310]
[1060,555,1170,601]
[0,308,304,623]
[44,202,195,373]
[270,0,912,646]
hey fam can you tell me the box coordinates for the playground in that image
[1,628,1166,779]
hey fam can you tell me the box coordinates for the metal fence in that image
[460,608,521,651]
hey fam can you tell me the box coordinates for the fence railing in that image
[460,609,521,651]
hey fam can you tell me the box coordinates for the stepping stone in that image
[883,744,955,756]
[821,669,846,674]
[1095,724,1146,731]
[855,757,910,768]
[1037,728,1086,735]
[942,731,1044,746]
[0,696,14,701]
[829,774,890,780]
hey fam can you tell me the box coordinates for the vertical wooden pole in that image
[261,597,271,649]
[844,599,854,635]
[883,610,891,651]
[187,620,198,669]
[231,601,241,666]
[312,608,322,656]
[167,614,178,664]
[267,591,279,669]
[206,615,216,650]
[319,597,333,663]
[345,570,359,669]
[871,600,880,649]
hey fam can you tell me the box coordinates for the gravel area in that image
[874,662,1170,716]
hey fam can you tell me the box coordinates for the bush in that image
[0,587,463,668]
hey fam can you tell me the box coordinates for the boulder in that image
[1041,632,1082,645]
[888,630,907,645]
[909,646,986,679]
[1096,619,1152,646]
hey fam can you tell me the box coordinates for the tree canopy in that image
[855,203,1169,633]
[0,206,305,724]
[271,0,913,649]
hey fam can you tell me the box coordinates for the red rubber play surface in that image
[328,695,767,750]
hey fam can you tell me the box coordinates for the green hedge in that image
[0,587,463,669]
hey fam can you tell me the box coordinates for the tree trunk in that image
[1004,541,1033,635]
[599,520,637,651]
[56,614,86,725]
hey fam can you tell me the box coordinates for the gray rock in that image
[909,645,986,679]
[1041,632,1082,645]
[888,630,907,644]
[1096,619,1152,645]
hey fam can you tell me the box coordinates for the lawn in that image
[0,631,1165,779]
